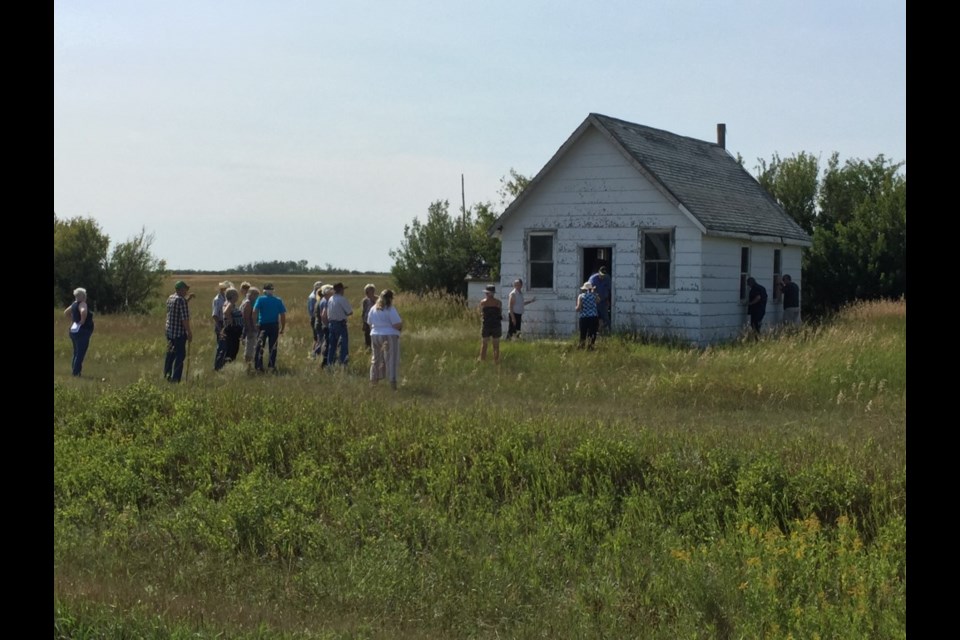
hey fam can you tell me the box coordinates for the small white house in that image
[491,113,813,345]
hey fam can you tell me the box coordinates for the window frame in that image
[640,228,674,292]
[772,249,782,302]
[739,247,751,302]
[526,231,556,291]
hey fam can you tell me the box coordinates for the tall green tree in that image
[498,168,531,209]
[753,152,906,317]
[54,214,168,313]
[818,153,904,231]
[390,170,531,296]
[54,214,111,309]
[390,200,477,296]
[755,152,820,234]
[103,228,167,313]
[805,161,906,315]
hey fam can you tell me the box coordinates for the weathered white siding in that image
[497,126,806,345]
[700,236,804,342]
[499,128,704,342]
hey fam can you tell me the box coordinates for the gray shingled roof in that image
[589,114,811,243]
[495,114,811,246]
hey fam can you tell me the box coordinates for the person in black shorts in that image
[478,284,503,363]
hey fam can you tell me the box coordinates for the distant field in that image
[54,292,906,639]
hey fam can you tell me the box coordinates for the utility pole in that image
[461,173,467,224]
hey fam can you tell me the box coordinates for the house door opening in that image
[583,247,613,329]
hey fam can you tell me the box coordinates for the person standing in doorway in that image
[506,278,536,340]
[164,280,193,383]
[781,274,801,326]
[588,266,611,333]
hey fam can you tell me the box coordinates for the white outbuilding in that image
[491,113,813,345]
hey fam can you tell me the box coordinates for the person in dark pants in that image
[478,284,503,363]
[576,281,600,349]
[781,274,801,325]
[164,280,193,382]
[212,280,232,370]
[506,278,536,340]
[746,277,768,337]
[252,282,287,373]
[64,287,95,376]
[325,282,354,367]
[314,285,334,366]
[588,266,611,332]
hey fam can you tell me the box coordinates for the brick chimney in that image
[717,123,726,149]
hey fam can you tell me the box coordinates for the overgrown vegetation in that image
[755,152,906,317]
[389,170,529,296]
[54,214,167,314]
[54,282,905,639]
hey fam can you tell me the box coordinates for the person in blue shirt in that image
[576,281,600,350]
[588,266,611,332]
[252,282,287,372]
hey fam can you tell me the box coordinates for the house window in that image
[772,249,782,301]
[528,232,555,289]
[642,230,673,290]
[739,247,751,301]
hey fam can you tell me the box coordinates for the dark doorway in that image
[583,247,613,328]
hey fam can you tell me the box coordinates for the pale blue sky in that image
[54,0,906,273]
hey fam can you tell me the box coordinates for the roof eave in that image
[489,115,599,236]
[705,229,813,247]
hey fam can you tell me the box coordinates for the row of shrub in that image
[54,379,905,638]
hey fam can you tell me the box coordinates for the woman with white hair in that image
[367,289,403,389]
[63,287,95,376]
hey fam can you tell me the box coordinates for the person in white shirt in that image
[506,278,536,340]
[325,282,354,367]
[367,289,403,389]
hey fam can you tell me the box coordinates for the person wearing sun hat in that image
[576,280,600,350]
[477,284,503,363]
[164,280,193,382]
[325,282,354,367]
[314,284,335,365]
[252,282,287,373]
[307,280,324,355]
[212,280,233,370]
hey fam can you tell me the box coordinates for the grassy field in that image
[54,276,906,639]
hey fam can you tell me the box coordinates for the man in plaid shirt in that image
[164,280,194,382]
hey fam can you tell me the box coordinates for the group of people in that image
[746,274,801,337]
[157,279,404,388]
[63,268,802,382]
[162,279,286,382]
[306,280,403,387]
[475,273,603,362]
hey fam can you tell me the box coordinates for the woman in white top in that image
[367,289,403,389]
